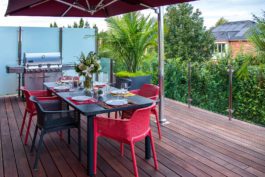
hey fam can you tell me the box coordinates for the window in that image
[215,43,226,53]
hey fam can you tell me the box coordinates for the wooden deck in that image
[1,95,265,177]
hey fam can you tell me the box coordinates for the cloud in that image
[191,0,264,28]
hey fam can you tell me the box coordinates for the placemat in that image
[67,97,97,105]
[97,100,137,109]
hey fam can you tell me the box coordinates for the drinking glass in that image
[121,82,128,93]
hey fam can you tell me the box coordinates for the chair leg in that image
[93,135,98,174]
[68,129,71,144]
[149,131,158,170]
[33,130,45,170]
[120,143,124,156]
[153,109,162,140]
[20,110,27,136]
[130,142,139,177]
[24,113,33,145]
[78,127,81,161]
[31,126,38,153]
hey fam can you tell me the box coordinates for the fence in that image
[171,60,265,126]
[0,26,111,96]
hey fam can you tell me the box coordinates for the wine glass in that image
[121,82,128,93]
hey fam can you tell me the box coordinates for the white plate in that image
[54,86,70,90]
[105,99,128,106]
[61,80,73,83]
[110,90,128,94]
[71,96,92,102]
[94,82,106,86]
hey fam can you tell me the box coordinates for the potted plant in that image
[75,52,101,95]
[115,71,151,90]
[99,12,157,90]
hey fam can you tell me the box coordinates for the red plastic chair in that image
[122,84,162,139]
[20,87,59,145]
[94,103,158,177]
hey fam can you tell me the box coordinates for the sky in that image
[0,0,264,31]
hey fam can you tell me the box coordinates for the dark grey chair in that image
[29,96,81,170]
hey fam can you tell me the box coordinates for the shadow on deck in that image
[0,95,265,177]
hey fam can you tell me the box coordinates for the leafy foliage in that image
[49,18,92,28]
[75,52,101,78]
[99,12,157,73]
[236,12,265,84]
[115,71,149,78]
[164,3,215,62]
[163,55,265,126]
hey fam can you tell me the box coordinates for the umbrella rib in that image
[61,4,73,16]
[55,0,92,14]
[85,0,91,9]
[95,0,104,9]
[139,3,155,10]
[30,0,50,8]
[95,0,118,12]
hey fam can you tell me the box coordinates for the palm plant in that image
[237,12,265,81]
[99,12,157,73]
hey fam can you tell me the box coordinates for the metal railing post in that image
[187,62,192,108]
[59,28,63,58]
[228,65,234,120]
[110,59,114,83]
[18,26,22,97]
[94,26,99,81]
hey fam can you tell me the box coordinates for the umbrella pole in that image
[157,6,169,125]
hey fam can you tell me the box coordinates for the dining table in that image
[43,82,154,176]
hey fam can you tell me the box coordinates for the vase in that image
[83,77,93,96]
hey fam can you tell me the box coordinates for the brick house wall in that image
[229,41,255,58]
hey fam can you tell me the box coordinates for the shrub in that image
[115,71,148,78]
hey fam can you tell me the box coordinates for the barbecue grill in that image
[6,52,75,92]
[23,52,62,90]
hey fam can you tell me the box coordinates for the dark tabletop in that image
[44,82,153,117]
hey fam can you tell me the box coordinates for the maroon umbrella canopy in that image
[5,0,194,17]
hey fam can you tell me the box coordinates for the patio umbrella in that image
[5,0,195,124]
[5,0,193,17]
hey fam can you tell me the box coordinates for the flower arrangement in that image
[75,52,101,90]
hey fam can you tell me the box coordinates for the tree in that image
[50,22,58,28]
[164,3,215,62]
[85,21,90,28]
[100,12,157,72]
[73,22,78,28]
[215,17,229,27]
[49,18,91,28]
[79,18,84,28]
[237,11,265,82]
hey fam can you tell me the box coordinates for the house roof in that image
[212,20,256,42]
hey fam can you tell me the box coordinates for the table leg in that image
[87,116,95,176]
[145,136,151,159]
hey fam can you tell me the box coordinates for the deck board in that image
[0,95,265,177]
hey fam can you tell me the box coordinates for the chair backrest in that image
[30,96,65,128]
[29,96,46,127]
[20,87,36,112]
[138,84,159,100]
[125,103,156,139]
